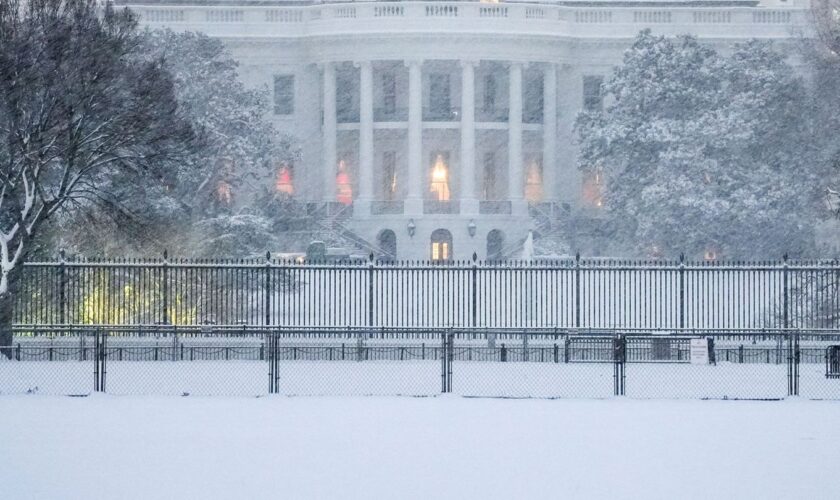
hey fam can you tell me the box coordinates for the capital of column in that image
[404,58,424,69]
[459,59,479,69]
[353,60,372,70]
[317,61,337,72]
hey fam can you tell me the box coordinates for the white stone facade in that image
[126,0,812,260]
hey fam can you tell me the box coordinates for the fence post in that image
[613,334,626,396]
[782,254,789,331]
[574,253,581,330]
[368,253,375,329]
[679,253,685,330]
[267,332,275,394]
[471,253,478,328]
[265,251,272,326]
[58,249,67,325]
[93,330,99,392]
[162,250,170,325]
[441,331,447,393]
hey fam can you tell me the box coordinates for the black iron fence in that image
[2,325,839,399]
[13,254,840,329]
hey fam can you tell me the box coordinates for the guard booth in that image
[827,346,840,379]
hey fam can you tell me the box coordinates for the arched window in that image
[430,229,453,261]
[486,230,505,261]
[377,229,397,261]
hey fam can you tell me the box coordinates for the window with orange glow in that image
[582,168,604,208]
[336,159,353,205]
[216,181,233,205]
[430,153,450,201]
[525,159,543,203]
[275,163,294,195]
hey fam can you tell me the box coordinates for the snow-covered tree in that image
[53,28,299,257]
[0,0,192,351]
[576,31,821,259]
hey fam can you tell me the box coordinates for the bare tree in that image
[0,0,192,352]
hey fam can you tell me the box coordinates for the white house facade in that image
[123,0,813,260]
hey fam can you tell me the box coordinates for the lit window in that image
[274,75,295,115]
[430,153,450,201]
[382,151,398,201]
[431,229,453,261]
[583,75,604,112]
[582,168,604,208]
[216,181,232,205]
[276,163,294,195]
[336,160,352,205]
[525,158,543,203]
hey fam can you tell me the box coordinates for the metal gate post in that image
[793,331,800,396]
[613,334,626,396]
[93,329,100,392]
[267,332,275,394]
[99,329,107,393]
[447,331,454,393]
[678,254,685,330]
[441,331,447,393]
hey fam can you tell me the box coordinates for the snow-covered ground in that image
[0,396,838,500]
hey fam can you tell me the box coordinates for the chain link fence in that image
[2,326,839,399]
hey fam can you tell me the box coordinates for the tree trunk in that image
[0,265,24,359]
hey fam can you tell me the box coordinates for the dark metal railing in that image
[12,255,840,331]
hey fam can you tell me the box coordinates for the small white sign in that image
[690,338,709,365]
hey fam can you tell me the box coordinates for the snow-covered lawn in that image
[0,396,838,500]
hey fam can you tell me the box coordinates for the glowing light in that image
[336,160,353,205]
[582,168,604,208]
[525,161,543,203]
[216,181,232,204]
[275,164,294,195]
[430,154,450,201]
[704,249,718,261]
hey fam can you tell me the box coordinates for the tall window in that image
[336,71,355,121]
[583,75,604,112]
[275,162,294,195]
[336,159,353,205]
[382,71,396,116]
[482,152,497,200]
[483,74,497,114]
[431,229,453,262]
[273,75,295,115]
[582,168,604,208]
[525,156,543,203]
[382,151,397,201]
[429,73,451,118]
[524,73,544,122]
[430,152,451,201]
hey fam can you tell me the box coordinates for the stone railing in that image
[127,2,810,39]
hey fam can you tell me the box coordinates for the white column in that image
[322,62,337,203]
[460,60,477,215]
[405,59,423,215]
[542,63,557,202]
[357,60,374,215]
[508,62,525,213]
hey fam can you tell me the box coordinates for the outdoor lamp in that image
[407,218,416,238]
[467,220,477,238]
